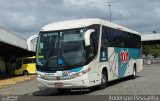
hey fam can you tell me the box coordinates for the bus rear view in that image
[36,18,143,91]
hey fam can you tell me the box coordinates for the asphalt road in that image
[0,64,160,96]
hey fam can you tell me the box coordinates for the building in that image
[0,27,36,75]
[141,33,160,45]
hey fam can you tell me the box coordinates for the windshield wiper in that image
[44,56,54,70]
[59,48,71,68]
[43,36,58,68]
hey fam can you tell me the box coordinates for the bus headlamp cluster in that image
[36,67,91,79]
[73,67,91,77]
[36,74,45,79]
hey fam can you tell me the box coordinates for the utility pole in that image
[28,29,31,37]
[108,2,112,22]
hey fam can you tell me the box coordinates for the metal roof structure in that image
[141,33,160,45]
[0,27,36,52]
[141,33,160,41]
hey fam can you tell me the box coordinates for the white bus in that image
[36,18,143,91]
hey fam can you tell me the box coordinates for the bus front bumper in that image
[36,74,90,89]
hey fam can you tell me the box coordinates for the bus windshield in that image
[36,28,87,71]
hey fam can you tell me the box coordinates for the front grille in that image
[43,75,76,80]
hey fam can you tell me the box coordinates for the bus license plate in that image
[54,83,63,87]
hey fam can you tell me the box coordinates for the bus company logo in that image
[63,71,70,75]
[120,50,129,63]
[56,77,60,80]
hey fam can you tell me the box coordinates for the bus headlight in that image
[36,74,40,78]
[74,67,91,77]
[36,74,45,79]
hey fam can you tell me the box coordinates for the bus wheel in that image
[131,65,136,79]
[23,70,28,75]
[98,70,108,89]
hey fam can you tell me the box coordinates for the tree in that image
[143,44,160,57]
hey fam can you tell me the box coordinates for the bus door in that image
[100,26,108,62]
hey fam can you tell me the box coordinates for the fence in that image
[143,57,160,65]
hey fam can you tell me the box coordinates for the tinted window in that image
[100,26,109,62]
[86,25,100,60]
[102,26,141,48]
[23,58,35,64]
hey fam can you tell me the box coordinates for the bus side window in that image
[23,58,35,64]
[85,31,98,60]
[86,24,100,61]
[87,33,95,58]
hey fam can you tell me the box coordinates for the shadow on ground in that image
[30,76,140,96]
[0,74,35,80]
[0,75,21,80]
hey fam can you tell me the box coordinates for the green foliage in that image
[143,44,160,57]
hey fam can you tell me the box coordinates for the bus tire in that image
[98,69,108,89]
[131,64,136,79]
[23,70,28,75]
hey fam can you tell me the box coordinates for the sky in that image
[0,0,160,39]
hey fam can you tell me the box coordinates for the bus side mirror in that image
[84,29,95,46]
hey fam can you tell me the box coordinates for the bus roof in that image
[40,18,140,35]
